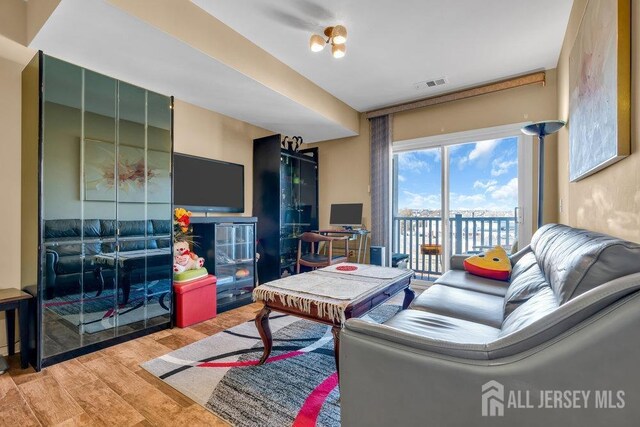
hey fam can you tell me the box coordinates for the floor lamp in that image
[521,120,566,229]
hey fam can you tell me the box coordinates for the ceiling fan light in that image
[331,25,347,44]
[332,43,346,59]
[309,34,325,52]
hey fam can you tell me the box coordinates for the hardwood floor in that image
[0,303,261,427]
[0,281,429,426]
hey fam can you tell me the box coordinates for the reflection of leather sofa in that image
[341,224,640,426]
[44,219,172,299]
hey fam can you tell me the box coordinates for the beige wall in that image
[307,114,371,230]
[0,46,29,356]
[173,100,271,217]
[557,0,640,243]
[309,72,558,240]
[395,71,559,228]
[0,0,26,45]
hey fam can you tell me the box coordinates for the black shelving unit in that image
[253,135,318,284]
[191,216,257,313]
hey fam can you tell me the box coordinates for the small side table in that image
[0,289,32,369]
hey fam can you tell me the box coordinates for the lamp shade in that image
[332,43,346,58]
[521,120,566,137]
[309,34,325,52]
[331,25,347,44]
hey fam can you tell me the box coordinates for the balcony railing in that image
[392,213,518,278]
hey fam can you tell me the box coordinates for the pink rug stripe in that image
[292,372,339,427]
[197,350,304,368]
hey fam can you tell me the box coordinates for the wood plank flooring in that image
[0,303,260,426]
[0,281,428,426]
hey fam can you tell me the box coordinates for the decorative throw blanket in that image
[253,263,413,324]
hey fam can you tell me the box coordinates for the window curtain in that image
[369,115,392,256]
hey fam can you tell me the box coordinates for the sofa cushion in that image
[499,286,559,337]
[45,238,102,258]
[151,219,171,235]
[410,285,504,328]
[531,224,640,304]
[503,252,549,317]
[56,255,96,275]
[383,310,500,345]
[434,269,509,297]
[44,219,101,239]
[100,219,154,237]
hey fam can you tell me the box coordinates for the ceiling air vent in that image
[414,77,448,90]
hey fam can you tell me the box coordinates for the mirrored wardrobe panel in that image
[23,52,173,368]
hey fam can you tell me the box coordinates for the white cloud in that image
[469,139,500,161]
[458,139,500,168]
[491,178,518,201]
[397,174,406,182]
[453,194,485,204]
[473,179,498,190]
[422,149,441,163]
[401,191,440,209]
[491,158,517,176]
[398,152,429,172]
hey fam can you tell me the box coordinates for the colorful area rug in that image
[142,304,400,427]
[44,279,171,333]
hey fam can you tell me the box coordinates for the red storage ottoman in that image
[174,274,217,328]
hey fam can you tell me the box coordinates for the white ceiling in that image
[31,0,356,143]
[30,0,573,143]
[193,0,574,111]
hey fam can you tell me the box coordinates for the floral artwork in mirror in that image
[83,138,170,203]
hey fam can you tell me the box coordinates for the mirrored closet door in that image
[24,52,173,368]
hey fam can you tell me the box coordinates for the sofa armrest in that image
[449,254,467,270]
[45,250,58,282]
[45,250,58,298]
[345,318,490,359]
[509,244,532,266]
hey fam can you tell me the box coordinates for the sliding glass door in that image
[447,137,520,256]
[392,148,444,277]
[392,126,532,278]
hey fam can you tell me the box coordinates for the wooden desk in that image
[0,288,32,369]
[316,229,371,263]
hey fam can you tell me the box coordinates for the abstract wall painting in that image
[83,139,170,203]
[568,0,630,181]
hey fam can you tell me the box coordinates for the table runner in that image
[253,263,413,324]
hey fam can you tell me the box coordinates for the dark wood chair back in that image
[296,232,349,273]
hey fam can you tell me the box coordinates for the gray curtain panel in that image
[369,115,392,250]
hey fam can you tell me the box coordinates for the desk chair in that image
[296,232,349,274]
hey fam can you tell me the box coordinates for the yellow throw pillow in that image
[463,246,512,281]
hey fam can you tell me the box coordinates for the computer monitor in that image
[330,203,363,227]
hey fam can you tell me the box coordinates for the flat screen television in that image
[173,153,244,212]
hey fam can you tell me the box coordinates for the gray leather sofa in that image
[340,224,640,426]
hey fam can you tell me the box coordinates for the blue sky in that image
[396,137,518,212]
